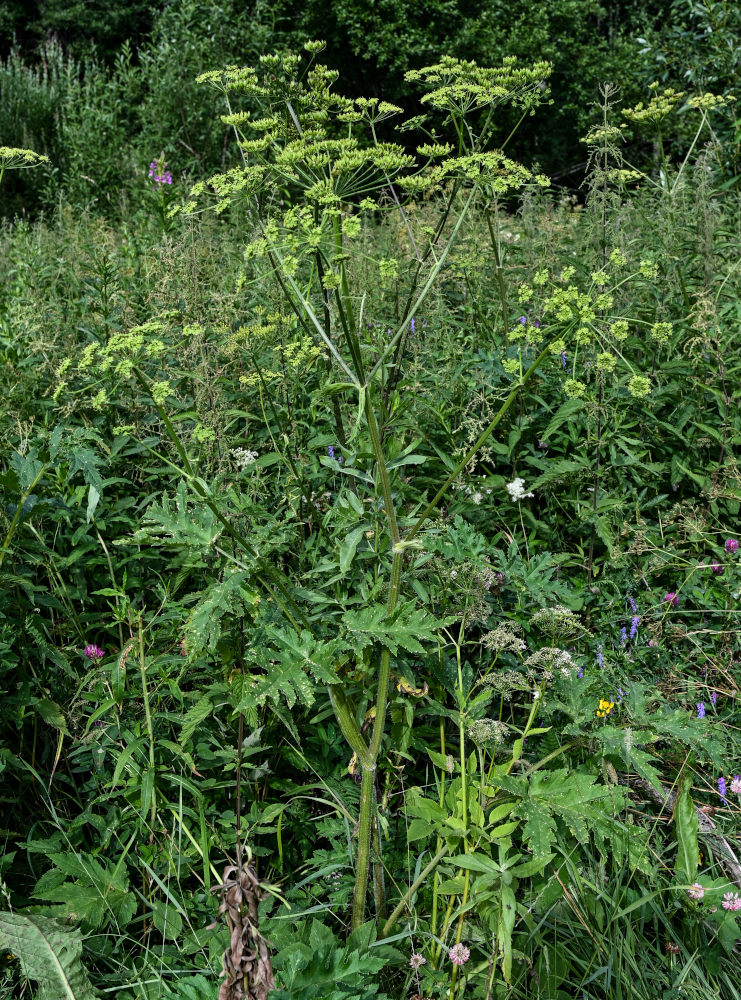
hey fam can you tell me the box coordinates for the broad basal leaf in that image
[0,912,99,1000]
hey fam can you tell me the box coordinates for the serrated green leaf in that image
[0,912,99,1000]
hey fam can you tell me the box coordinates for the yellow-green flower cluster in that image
[622,84,685,126]
[0,146,50,172]
[650,322,672,344]
[627,375,651,397]
[688,93,734,112]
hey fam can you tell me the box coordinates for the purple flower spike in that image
[629,596,637,613]
[577,666,584,679]
[697,702,705,719]
[711,691,718,707]
[561,351,568,370]
[718,775,727,804]
[328,446,335,459]
[664,592,679,607]
[620,626,627,644]
[725,538,738,554]
[410,317,416,333]
[629,615,639,639]
[84,644,104,661]
[596,647,604,668]
[519,315,527,325]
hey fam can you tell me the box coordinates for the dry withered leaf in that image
[216,863,274,1000]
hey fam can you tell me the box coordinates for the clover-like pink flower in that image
[449,943,470,966]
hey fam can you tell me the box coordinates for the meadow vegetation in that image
[1,4,741,998]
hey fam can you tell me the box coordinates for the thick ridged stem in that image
[350,390,402,929]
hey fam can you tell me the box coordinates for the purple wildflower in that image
[328,446,335,459]
[711,563,724,575]
[449,943,470,966]
[629,615,639,639]
[519,315,527,325]
[725,538,738,554]
[561,351,568,370]
[711,691,718,707]
[410,317,416,333]
[620,626,627,645]
[697,702,705,719]
[718,775,727,804]
[84,644,104,661]
[596,646,604,668]
[577,666,584,679]
[628,595,637,613]
[149,160,172,186]
[664,592,679,607]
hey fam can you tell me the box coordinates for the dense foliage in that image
[2,10,741,1000]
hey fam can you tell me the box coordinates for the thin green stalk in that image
[137,617,156,828]
[0,462,48,570]
[367,188,477,385]
[407,344,551,541]
[381,843,450,938]
[484,207,510,343]
[131,366,310,633]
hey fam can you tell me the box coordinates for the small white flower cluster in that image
[524,646,575,678]
[453,479,493,505]
[231,447,259,469]
[506,477,534,501]
[467,718,509,746]
[483,623,527,654]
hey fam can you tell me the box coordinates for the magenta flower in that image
[664,592,679,607]
[83,644,104,661]
[449,943,470,966]
[711,563,724,575]
[722,892,741,911]
[725,538,738,554]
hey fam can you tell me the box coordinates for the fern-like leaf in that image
[342,601,453,655]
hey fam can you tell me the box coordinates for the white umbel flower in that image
[506,477,534,501]
[231,447,259,469]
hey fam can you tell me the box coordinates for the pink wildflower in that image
[730,776,741,795]
[725,538,738,554]
[410,954,426,970]
[687,883,704,900]
[664,592,679,607]
[449,943,470,966]
[83,644,104,660]
[722,892,741,911]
